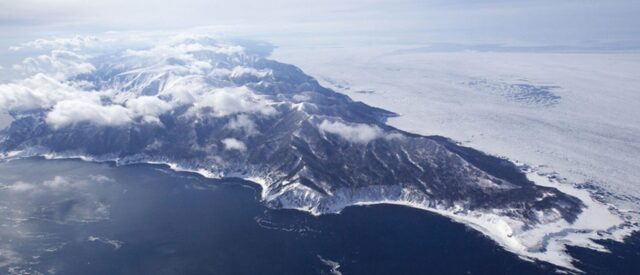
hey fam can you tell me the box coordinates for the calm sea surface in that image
[0,158,637,274]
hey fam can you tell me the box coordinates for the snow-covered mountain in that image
[0,35,633,270]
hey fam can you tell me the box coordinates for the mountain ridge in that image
[0,36,630,270]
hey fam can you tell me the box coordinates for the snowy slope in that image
[272,46,640,213]
[0,35,637,271]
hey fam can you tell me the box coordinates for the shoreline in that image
[2,152,637,272]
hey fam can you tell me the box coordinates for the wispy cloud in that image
[0,34,279,132]
[319,120,383,144]
[221,138,247,151]
[9,35,100,51]
[1,1,639,47]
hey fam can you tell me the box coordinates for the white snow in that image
[345,169,634,271]
[271,44,640,270]
[2,35,639,271]
[21,149,634,271]
[272,46,640,213]
[317,255,343,275]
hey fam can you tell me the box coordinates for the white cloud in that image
[124,41,243,77]
[3,176,88,193]
[2,35,277,129]
[159,76,209,106]
[13,50,95,80]
[43,176,70,188]
[89,175,115,183]
[43,175,88,190]
[2,176,91,193]
[87,236,123,250]
[1,0,639,52]
[125,41,242,59]
[4,181,36,192]
[0,73,100,112]
[0,175,111,228]
[189,86,276,117]
[46,100,132,128]
[221,138,246,151]
[318,120,384,144]
[0,78,171,128]
[0,246,21,267]
[9,35,100,51]
[384,132,405,141]
[230,66,271,79]
[125,96,172,123]
[226,114,258,136]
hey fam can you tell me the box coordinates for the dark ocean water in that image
[0,158,638,274]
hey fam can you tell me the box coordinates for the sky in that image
[0,3,639,269]
[1,0,640,49]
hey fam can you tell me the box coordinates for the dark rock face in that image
[0,39,583,225]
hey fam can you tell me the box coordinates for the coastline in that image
[1,151,635,272]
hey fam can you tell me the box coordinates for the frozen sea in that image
[272,46,640,213]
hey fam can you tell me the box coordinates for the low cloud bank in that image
[1,35,276,132]
[319,120,383,144]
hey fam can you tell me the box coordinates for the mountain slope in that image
[0,35,630,270]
